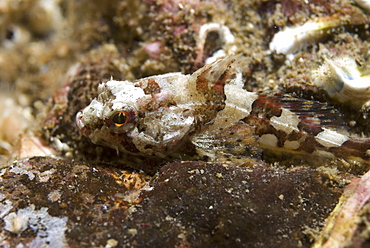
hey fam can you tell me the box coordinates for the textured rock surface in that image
[0,157,344,247]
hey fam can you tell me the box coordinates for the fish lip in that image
[76,110,92,137]
[75,110,84,130]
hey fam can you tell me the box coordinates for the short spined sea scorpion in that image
[76,55,370,163]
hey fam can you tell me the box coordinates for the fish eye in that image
[111,112,128,127]
[106,107,137,133]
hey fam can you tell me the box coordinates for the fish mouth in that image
[75,110,92,137]
[75,110,84,130]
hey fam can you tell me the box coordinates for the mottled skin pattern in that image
[76,56,370,162]
[76,56,235,157]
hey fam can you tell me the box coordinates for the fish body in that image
[76,56,370,162]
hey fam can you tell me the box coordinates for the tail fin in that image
[330,138,370,162]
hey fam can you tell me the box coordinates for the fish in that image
[76,55,370,163]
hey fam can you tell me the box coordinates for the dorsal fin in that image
[193,54,240,103]
[251,93,348,135]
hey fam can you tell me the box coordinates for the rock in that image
[0,157,344,247]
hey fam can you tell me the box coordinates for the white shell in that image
[312,56,370,106]
[355,0,370,12]
[268,13,352,56]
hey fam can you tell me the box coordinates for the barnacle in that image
[194,23,237,68]
[312,56,370,107]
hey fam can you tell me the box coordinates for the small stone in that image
[215,173,223,178]
[47,190,62,202]
[106,238,118,248]
[128,228,138,236]
[3,212,28,234]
